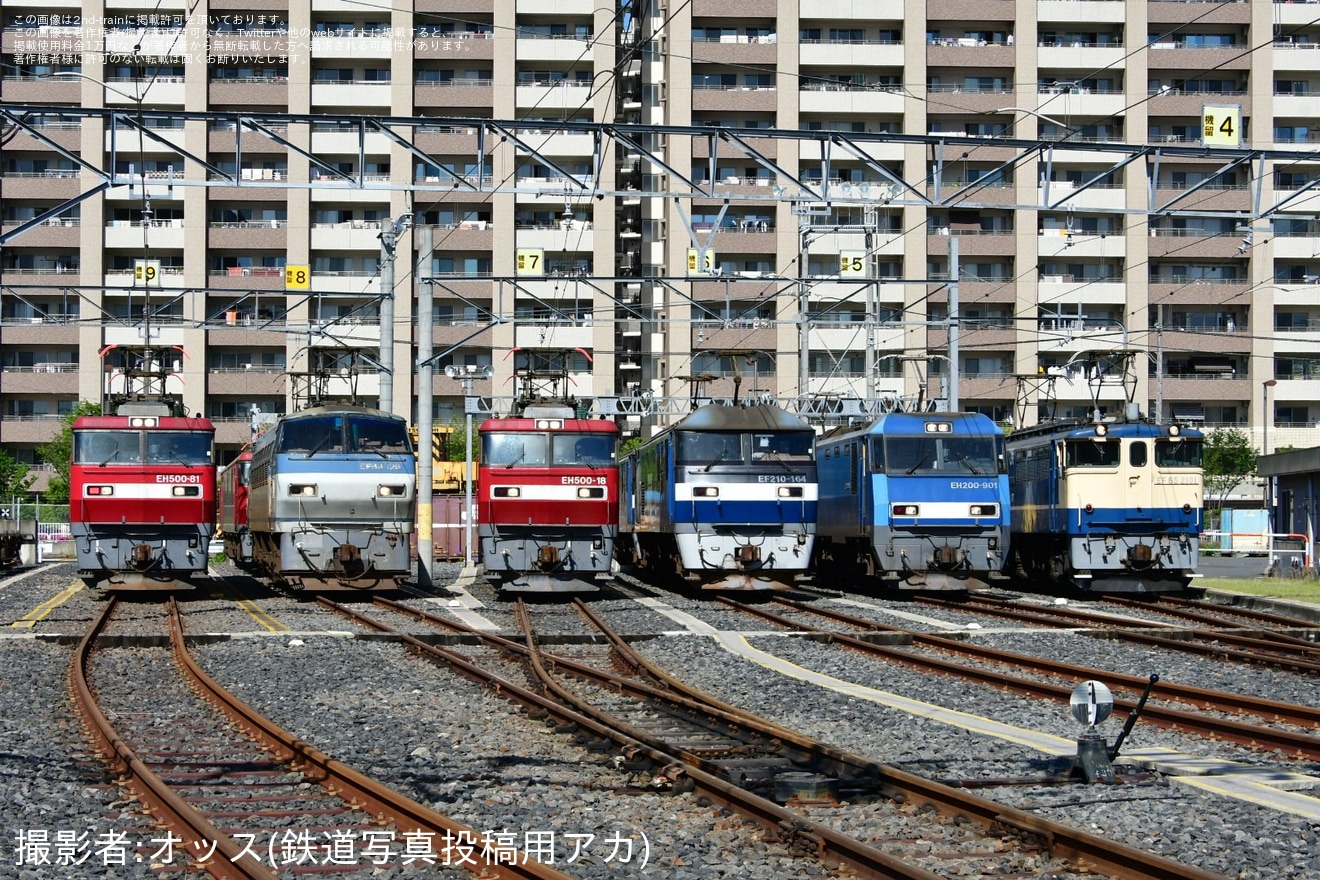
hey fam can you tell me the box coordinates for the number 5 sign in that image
[1201,104,1241,148]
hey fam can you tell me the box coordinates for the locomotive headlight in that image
[172,486,200,497]
[693,486,719,497]
[129,417,158,427]
[891,503,919,516]
[969,503,998,517]
[87,486,113,496]
[1168,425,1181,437]
[1094,424,1108,437]
[494,487,521,498]
[378,484,406,497]
[289,484,317,496]
[535,419,563,430]
[577,487,605,498]
[778,486,803,498]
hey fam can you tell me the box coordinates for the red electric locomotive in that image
[70,345,217,589]
[217,449,254,569]
[476,351,620,592]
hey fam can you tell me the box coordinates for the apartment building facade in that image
[3,0,1320,487]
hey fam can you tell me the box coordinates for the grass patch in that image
[1200,576,1320,605]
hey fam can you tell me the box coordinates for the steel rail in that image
[167,598,575,880]
[732,597,1320,758]
[69,596,277,880]
[363,595,1227,880]
[780,594,1320,727]
[330,597,947,880]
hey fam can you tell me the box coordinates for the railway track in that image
[319,594,1228,880]
[914,591,1320,675]
[728,595,1320,760]
[70,596,576,879]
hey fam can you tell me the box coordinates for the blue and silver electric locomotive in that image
[814,412,1010,591]
[618,402,817,590]
[247,405,417,591]
[1005,416,1203,593]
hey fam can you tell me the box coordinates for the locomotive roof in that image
[480,415,619,432]
[281,404,402,421]
[817,411,1000,441]
[74,415,214,431]
[1006,418,1204,444]
[673,403,813,432]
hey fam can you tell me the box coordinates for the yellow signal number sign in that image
[134,259,160,287]
[1201,104,1241,148]
[285,265,310,289]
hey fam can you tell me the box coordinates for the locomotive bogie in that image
[72,525,212,578]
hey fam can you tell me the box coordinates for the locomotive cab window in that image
[75,432,142,465]
[280,416,345,455]
[1156,438,1202,467]
[349,417,411,454]
[676,432,744,467]
[146,432,213,465]
[884,436,998,475]
[553,433,615,466]
[484,433,547,466]
[1063,439,1120,467]
[1129,441,1148,468]
[750,431,813,461]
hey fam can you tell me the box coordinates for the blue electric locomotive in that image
[618,402,817,590]
[814,412,1010,591]
[1005,416,1203,593]
[247,405,417,591]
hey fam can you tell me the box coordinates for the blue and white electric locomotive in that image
[1005,415,1203,593]
[247,405,417,591]
[814,412,1010,591]
[618,402,817,590]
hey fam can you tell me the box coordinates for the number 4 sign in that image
[1201,104,1241,148]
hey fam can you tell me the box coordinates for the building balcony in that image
[311,34,393,58]
[1272,45,1320,72]
[516,36,595,62]
[1,175,81,200]
[691,86,779,113]
[928,231,1017,257]
[310,82,391,107]
[209,33,290,56]
[207,223,288,249]
[1037,232,1126,259]
[1158,374,1251,400]
[517,225,591,250]
[1147,231,1246,259]
[692,39,778,65]
[208,80,290,107]
[310,223,392,251]
[1147,46,1251,71]
[0,322,79,344]
[0,365,79,394]
[926,43,1014,67]
[692,0,779,15]
[799,41,899,68]
[515,83,593,110]
[414,82,494,109]
[0,77,82,104]
[0,221,80,248]
[1151,186,1250,213]
[796,84,905,115]
[207,368,286,395]
[415,33,495,59]
[798,0,903,17]
[0,417,63,445]
[206,268,288,290]
[1036,0,1124,22]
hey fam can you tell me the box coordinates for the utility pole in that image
[948,236,960,412]
[377,212,413,414]
[417,226,433,589]
[446,364,492,569]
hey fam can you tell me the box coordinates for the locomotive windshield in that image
[676,432,745,467]
[279,414,411,456]
[883,436,1000,475]
[750,431,814,461]
[551,433,616,466]
[1063,439,1121,468]
[75,430,212,465]
[483,433,548,467]
[1156,438,1203,468]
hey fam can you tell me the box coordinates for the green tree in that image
[1202,427,1259,521]
[0,449,36,511]
[37,401,103,505]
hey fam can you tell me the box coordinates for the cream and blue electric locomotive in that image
[618,402,817,590]
[247,405,416,591]
[813,412,1010,591]
[1005,414,1203,592]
